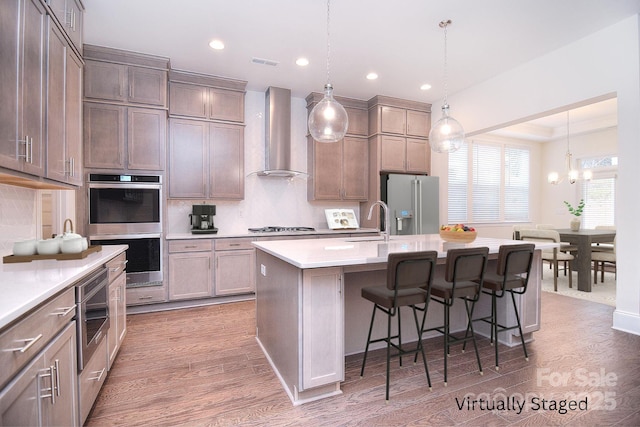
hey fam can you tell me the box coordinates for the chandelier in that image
[548,111,592,185]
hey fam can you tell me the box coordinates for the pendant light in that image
[429,20,464,153]
[548,111,592,185]
[308,0,348,143]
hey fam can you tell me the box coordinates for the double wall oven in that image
[88,174,163,288]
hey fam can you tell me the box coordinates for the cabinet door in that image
[169,252,212,300]
[42,323,78,427]
[301,267,344,389]
[406,110,430,137]
[45,19,67,182]
[380,135,407,172]
[128,66,167,107]
[0,351,43,426]
[342,137,368,200]
[64,50,83,185]
[84,60,127,102]
[107,272,126,369]
[310,137,343,200]
[406,138,430,174]
[64,0,83,54]
[214,249,255,295]
[209,123,244,199]
[169,82,207,118]
[83,102,125,169]
[345,107,368,136]
[127,107,166,170]
[117,276,127,345]
[208,88,244,122]
[379,106,406,135]
[0,0,22,171]
[168,118,208,198]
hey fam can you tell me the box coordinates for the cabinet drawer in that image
[78,337,108,424]
[168,239,213,253]
[126,285,166,306]
[0,287,75,389]
[215,238,254,251]
[106,252,127,282]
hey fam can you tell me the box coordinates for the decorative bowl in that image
[37,238,61,255]
[13,239,37,256]
[439,230,478,243]
[61,237,84,254]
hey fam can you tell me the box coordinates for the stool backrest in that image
[387,251,438,292]
[445,247,489,283]
[497,243,535,277]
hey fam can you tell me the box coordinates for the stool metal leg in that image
[510,291,529,362]
[360,305,377,377]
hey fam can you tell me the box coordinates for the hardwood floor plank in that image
[86,295,640,426]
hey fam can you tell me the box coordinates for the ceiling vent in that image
[251,57,279,67]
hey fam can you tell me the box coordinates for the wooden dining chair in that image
[520,229,573,291]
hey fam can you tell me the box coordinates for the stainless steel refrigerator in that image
[381,174,440,235]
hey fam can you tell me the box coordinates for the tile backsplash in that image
[0,184,37,254]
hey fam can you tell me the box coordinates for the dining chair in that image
[592,225,616,253]
[360,251,438,401]
[535,224,577,275]
[592,236,616,283]
[520,229,573,291]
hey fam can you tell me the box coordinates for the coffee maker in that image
[190,204,218,234]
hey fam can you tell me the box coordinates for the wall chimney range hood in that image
[257,87,305,178]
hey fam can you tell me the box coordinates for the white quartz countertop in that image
[0,245,127,330]
[252,234,558,269]
[166,228,379,240]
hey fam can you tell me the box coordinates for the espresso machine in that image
[190,204,218,234]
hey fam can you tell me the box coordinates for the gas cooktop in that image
[248,226,316,233]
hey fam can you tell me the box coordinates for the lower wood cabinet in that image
[78,337,107,424]
[168,240,213,301]
[0,322,78,427]
[107,253,127,370]
[214,239,256,296]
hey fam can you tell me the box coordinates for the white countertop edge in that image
[166,228,379,240]
[0,245,128,330]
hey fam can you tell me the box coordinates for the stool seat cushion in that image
[362,286,427,308]
[430,278,479,300]
[481,271,526,292]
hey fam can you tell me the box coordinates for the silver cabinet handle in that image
[184,245,198,249]
[89,368,106,382]
[39,365,56,405]
[54,359,61,397]
[28,137,33,163]
[14,334,43,353]
[69,157,75,177]
[56,306,75,317]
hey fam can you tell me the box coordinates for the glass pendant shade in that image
[429,104,464,153]
[308,84,349,143]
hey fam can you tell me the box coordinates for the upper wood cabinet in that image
[0,0,46,177]
[45,0,83,55]
[168,118,244,199]
[45,19,82,185]
[379,135,430,173]
[168,71,247,123]
[84,102,166,171]
[83,45,169,107]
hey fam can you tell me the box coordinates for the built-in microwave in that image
[87,174,162,236]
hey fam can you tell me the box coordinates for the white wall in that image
[432,15,640,335]
[166,91,360,234]
[0,184,37,254]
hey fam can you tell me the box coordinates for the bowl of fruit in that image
[439,224,477,243]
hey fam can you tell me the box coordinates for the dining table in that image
[556,228,616,292]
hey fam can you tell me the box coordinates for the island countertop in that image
[252,234,556,269]
[0,245,128,330]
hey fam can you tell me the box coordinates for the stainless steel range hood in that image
[257,87,304,177]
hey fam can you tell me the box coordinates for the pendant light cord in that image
[440,20,451,106]
[326,0,332,85]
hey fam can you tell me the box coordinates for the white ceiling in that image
[82,0,639,138]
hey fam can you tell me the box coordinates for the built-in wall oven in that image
[76,268,109,370]
[88,174,163,288]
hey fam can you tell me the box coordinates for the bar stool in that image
[417,247,489,386]
[469,243,534,371]
[360,250,438,401]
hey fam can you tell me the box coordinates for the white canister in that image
[13,239,37,256]
[37,238,61,255]
[61,236,84,254]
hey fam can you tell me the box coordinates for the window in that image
[580,155,617,229]
[448,140,530,223]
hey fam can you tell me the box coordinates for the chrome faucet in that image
[367,201,390,242]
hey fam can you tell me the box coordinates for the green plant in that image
[564,199,585,217]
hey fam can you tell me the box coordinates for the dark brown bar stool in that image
[360,250,438,401]
[417,247,489,386]
[469,243,534,371]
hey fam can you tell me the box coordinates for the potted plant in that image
[564,199,585,231]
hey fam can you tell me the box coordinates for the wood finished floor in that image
[86,293,640,426]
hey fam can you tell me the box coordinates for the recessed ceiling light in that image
[366,72,378,80]
[209,39,225,50]
[420,83,432,90]
[296,57,309,66]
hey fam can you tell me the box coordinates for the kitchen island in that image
[253,234,553,405]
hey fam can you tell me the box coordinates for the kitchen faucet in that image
[367,201,390,242]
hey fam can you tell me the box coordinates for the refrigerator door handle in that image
[413,178,422,234]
